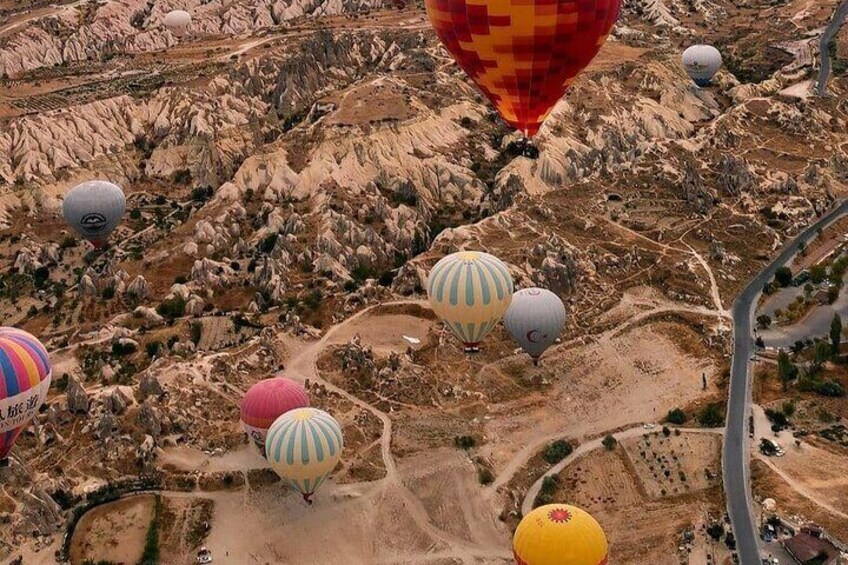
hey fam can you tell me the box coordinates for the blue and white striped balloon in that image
[265,408,344,502]
[427,251,514,351]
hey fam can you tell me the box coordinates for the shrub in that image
[477,467,494,485]
[145,341,162,358]
[111,340,137,356]
[454,435,476,450]
[764,408,789,430]
[130,208,142,220]
[102,286,116,300]
[666,408,686,425]
[816,380,845,397]
[602,435,617,451]
[156,296,186,320]
[542,440,573,465]
[662,426,671,437]
[697,403,725,428]
[774,266,793,287]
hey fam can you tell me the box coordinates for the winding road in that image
[817,0,848,96]
[724,199,848,565]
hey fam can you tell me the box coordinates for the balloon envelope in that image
[427,251,514,351]
[164,10,192,36]
[0,328,52,461]
[62,180,125,246]
[504,288,566,362]
[513,504,608,565]
[240,377,310,445]
[265,408,343,501]
[425,0,620,136]
[682,45,722,87]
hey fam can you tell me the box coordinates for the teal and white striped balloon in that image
[427,251,514,351]
[265,408,344,502]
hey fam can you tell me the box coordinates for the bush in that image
[130,208,142,220]
[145,341,162,358]
[454,435,476,450]
[305,289,323,310]
[602,435,617,451]
[756,314,772,329]
[764,408,789,430]
[774,266,793,287]
[697,403,725,428]
[816,380,845,397]
[477,467,494,485]
[156,296,186,320]
[666,408,686,425]
[111,340,137,356]
[782,400,796,417]
[662,426,671,437]
[542,440,573,465]
[259,233,279,254]
[102,286,116,300]
[139,495,162,564]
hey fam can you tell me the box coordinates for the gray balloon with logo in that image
[503,287,566,365]
[62,180,126,248]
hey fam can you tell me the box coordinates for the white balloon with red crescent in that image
[503,288,566,364]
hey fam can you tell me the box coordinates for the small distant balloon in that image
[503,288,566,365]
[164,10,192,37]
[513,504,608,565]
[240,377,310,448]
[265,408,343,503]
[682,45,722,87]
[427,251,514,352]
[0,328,52,464]
[62,180,126,248]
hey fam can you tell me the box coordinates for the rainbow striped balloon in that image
[240,377,310,446]
[427,251,514,351]
[265,408,343,502]
[0,327,52,461]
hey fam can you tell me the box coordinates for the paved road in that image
[817,0,848,96]
[724,200,848,565]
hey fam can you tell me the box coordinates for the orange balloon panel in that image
[425,0,620,136]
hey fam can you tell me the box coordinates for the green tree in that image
[602,435,617,451]
[666,408,686,425]
[777,350,798,391]
[756,314,772,329]
[774,266,793,287]
[810,264,827,284]
[831,313,842,356]
[697,403,725,428]
[542,440,573,465]
[811,340,831,373]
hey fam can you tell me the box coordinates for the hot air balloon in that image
[425,0,620,137]
[164,10,192,37]
[265,408,343,503]
[504,288,566,365]
[240,377,310,448]
[62,180,126,249]
[0,328,52,465]
[682,45,722,87]
[513,504,608,565]
[427,251,514,352]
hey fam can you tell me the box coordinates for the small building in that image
[783,527,840,564]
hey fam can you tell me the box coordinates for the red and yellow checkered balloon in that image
[425,0,620,137]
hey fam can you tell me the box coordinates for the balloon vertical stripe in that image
[266,408,344,501]
[428,251,514,350]
[0,327,52,461]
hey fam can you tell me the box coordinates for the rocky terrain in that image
[0,0,846,563]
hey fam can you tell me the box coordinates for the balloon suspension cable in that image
[302,492,314,505]
[532,357,540,367]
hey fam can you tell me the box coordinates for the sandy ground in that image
[551,443,727,564]
[755,442,848,517]
[323,310,435,356]
[69,495,154,565]
[481,321,719,474]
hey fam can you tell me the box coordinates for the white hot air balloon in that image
[62,180,126,248]
[682,45,722,87]
[503,288,566,365]
[164,10,192,37]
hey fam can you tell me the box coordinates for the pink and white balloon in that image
[503,288,566,365]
